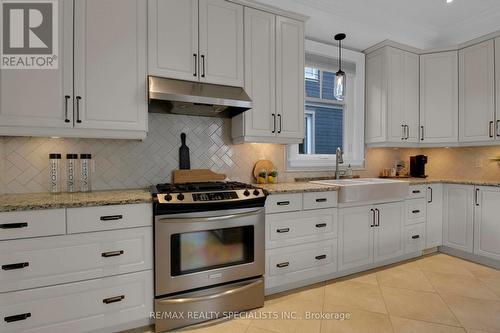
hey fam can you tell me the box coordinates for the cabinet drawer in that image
[303,191,338,210]
[0,270,153,333]
[67,203,152,233]
[405,223,425,254]
[265,194,302,214]
[266,209,337,249]
[407,185,426,199]
[405,199,427,225]
[267,240,337,277]
[0,209,65,241]
[0,227,152,292]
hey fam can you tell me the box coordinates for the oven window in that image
[171,226,254,276]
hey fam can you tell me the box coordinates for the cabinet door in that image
[403,52,420,143]
[374,202,405,263]
[426,184,443,248]
[148,0,199,81]
[233,8,276,140]
[199,0,244,87]
[0,0,73,130]
[443,184,474,253]
[420,52,458,143]
[459,40,495,142]
[365,49,387,143]
[496,37,500,138]
[474,186,500,260]
[276,16,304,140]
[386,47,406,142]
[338,206,374,271]
[74,0,147,132]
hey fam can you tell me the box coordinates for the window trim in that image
[286,40,366,171]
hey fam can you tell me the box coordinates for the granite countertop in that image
[256,182,340,194]
[0,189,153,213]
[406,178,500,186]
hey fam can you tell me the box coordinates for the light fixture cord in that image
[338,39,342,71]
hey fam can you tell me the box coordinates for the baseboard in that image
[439,246,500,270]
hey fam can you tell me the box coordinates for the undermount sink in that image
[310,178,409,204]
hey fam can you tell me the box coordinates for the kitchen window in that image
[287,40,365,170]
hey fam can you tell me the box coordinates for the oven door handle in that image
[157,278,263,305]
[157,208,263,224]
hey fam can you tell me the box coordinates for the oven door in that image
[155,207,264,296]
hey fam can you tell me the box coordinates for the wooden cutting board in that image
[253,160,275,180]
[172,169,226,184]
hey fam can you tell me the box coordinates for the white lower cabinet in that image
[474,186,500,260]
[404,223,426,254]
[443,184,474,253]
[426,184,443,248]
[0,270,153,333]
[338,202,405,272]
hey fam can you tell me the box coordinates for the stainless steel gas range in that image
[152,181,267,332]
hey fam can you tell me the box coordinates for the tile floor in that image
[124,254,500,333]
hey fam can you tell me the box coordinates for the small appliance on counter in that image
[410,155,428,178]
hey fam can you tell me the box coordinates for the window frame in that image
[286,40,365,171]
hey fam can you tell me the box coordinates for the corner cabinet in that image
[0,0,148,139]
[232,9,304,144]
[148,0,244,87]
[365,46,419,145]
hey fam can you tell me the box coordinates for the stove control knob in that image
[165,194,172,202]
[177,193,185,201]
[243,190,250,197]
[253,189,260,196]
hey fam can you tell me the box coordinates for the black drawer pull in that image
[276,228,290,233]
[315,198,327,203]
[412,190,421,194]
[315,254,327,260]
[277,201,290,206]
[100,215,123,221]
[103,295,125,304]
[2,262,29,271]
[102,250,124,258]
[276,262,289,268]
[315,223,327,228]
[412,235,420,239]
[412,210,420,214]
[0,222,28,229]
[4,313,31,323]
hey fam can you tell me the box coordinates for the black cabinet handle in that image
[420,126,424,141]
[412,190,420,194]
[4,313,31,323]
[315,254,327,260]
[276,228,290,233]
[2,262,29,271]
[102,250,124,258]
[75,96,82,123]
[276,262,289,268]
[375,208,380,227]
[401,125,405,140]
[193,53,197,77]
[103,295,125,304]
[315,223,327,228]
[489,121,494,138]
[370,209,375,227]
[278,114,282,134]
[412,210,420,214]
[497,120,500,137]
[100,215,123,221]
[64,95,71,123]
[411,235,420,239]
[272,113,276,133]
[315,198,327,203]
[475,188,480,206]
[201,55,205,78]
[277,201,290,206]
[0,222,28,229]
[428,187,433,203]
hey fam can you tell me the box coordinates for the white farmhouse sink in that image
[310,178,409,204]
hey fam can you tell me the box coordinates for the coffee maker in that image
[410,155,428,178]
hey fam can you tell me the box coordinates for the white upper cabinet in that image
[443,184,474,253]
[0,0,73,131]
[420,51,458,143]
[232,10,304,144]
[459,40,495,143]
[148,0,199,81]
[365,46,419,145]
[496,37,500,138]
[74,0,147,132]
[148,0,244,87]
[276,16,305,140]
[473,186,500,261]
[199,0,244,87]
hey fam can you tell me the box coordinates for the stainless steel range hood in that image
[148,76,253,118]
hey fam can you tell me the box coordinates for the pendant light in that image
[334,33,346,101]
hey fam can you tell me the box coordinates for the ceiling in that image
[257,0,500,51]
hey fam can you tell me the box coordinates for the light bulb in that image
[334,70,345,101]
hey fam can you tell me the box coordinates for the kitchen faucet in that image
[335,147,344,180]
